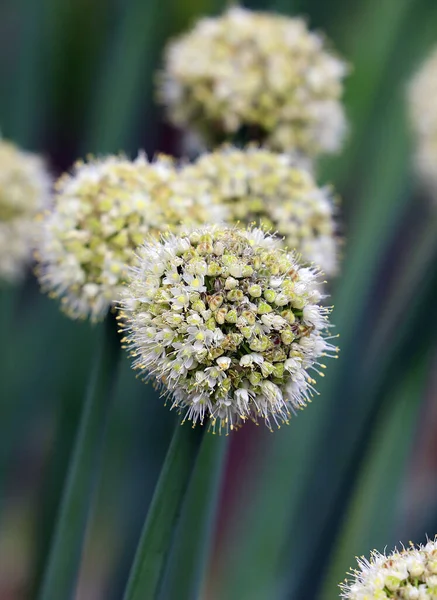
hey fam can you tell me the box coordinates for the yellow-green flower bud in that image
[248,284,262,297]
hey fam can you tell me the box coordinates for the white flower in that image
[183,272,206,292]
[217,356,231,370]
[35,153,223,321]
[121,225,337,434]
[159,7,348,158]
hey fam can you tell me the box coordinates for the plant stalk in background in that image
[38,313,121,600]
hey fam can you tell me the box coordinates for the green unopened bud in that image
[205,317,216,330]
[249,371,262,386]
[207,261,222,276]
[249,335,270,352]
[248,284,262,297]
[281,329,294,345]
[384,577,401,592]
[225,309,238,323]
[240,326,253,339]
[261,361,275,377]
[264,288,276,303]
[191,299,206,312]
[257,301,272,314]
[281,309,295,324]
[290,295,305,309]
[227,289,244,302]
[273,363,285,378]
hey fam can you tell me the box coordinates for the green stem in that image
[38,312,121,600]
[122,423,205,600]
[159,435,229,600]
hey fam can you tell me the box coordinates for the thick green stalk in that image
[38,313,121,600]
[122,423,205,600]
[159,435,229,600]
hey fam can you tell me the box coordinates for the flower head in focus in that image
[121,225,337,434]
[181,147,339,276]
[159,7,348,158]
[408,46,437,198]
[0,140,51,282]
[36,153,221,321]
[340,538,437,599]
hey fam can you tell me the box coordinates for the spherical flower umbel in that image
[159,7,348,157]
[121,226,337,434]
[181,147,339,275]
[340,539,437,599]
[0,140,51,282]
[408,46,437,197]
[36,153,222,321]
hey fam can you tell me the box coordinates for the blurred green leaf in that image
[320,350,432,599]
[286,240,437,600]
[84,0,220,155]
[38,315,121,600]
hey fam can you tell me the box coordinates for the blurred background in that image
[0,0,436,599]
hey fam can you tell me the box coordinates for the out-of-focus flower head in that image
[159,7,348,158]
[121,225,337,434]
[409,46,437,198]
[340,538,437,599]
[0,140,51,282]
[181,146,339,276]
[36,153,222,321]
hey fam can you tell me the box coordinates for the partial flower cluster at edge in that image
[0,140,51,282]
[340,538,437,599]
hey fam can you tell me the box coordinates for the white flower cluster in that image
[341,539,437,599]
[159,7,348,157]
[36,153,222,321]
[181,146,339,275]
[121,226,337,434]
[408,46,437,197]
[0,140,51,282]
